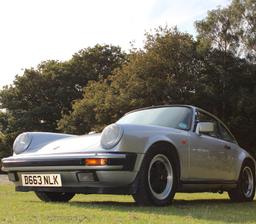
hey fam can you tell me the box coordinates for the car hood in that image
[20,133,103,156]
[12,123,186,158]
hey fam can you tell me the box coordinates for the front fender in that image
[144,135,178,153]
[116,124,189,178]
[14,132,74,155]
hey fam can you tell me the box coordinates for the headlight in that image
[13,133,32,154]
[100,124,123,149]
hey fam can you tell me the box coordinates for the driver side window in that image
[196,111,220,138]
[219,123,236,143]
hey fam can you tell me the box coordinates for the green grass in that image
[1,184,256,224]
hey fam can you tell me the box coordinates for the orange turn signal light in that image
[84,158,108,166]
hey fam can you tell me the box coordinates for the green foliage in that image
[230,0,256,60]
[192,49,256,153]
[0,45,126,157]
[194,0,256,152]
[0,134,13,159]
[195,8,239,54]
[195,0,256,60]
[0,45,126,132]
[59,26,256,156]
[0,112,13,158]
[58,28,200,134]
[58,80,111,134]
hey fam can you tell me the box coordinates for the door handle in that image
[224,144,231,150]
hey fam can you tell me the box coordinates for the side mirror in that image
[88,131,96,135]
[196,122,214,135]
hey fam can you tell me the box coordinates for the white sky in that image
[0,0,230,88]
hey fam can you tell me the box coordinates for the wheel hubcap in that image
[242,166,254,198]
[148,154,173,200]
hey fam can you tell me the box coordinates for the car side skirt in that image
[178,180,237,192]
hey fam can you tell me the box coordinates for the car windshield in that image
[117,106,192,130]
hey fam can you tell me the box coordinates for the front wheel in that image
[132,148,177,206]
[228,163,255,202]
[35,191,75,202]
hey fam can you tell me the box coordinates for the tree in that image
[230,0,256,61]
[0,111,15,158]
[58,27,201,134]
[0,45,126,158]
[196,7,239,55]
[59,26,256,157]
[195,0,256,61]
[195,0,256,153]
[0,45,126,133]
[192,48,256,152]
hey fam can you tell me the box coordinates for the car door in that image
[189,110,231,181]
[217,122,240,180]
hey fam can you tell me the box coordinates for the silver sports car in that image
[1,105,255,206]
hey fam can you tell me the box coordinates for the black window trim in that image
[218,121,238,144]
[118,105,194,131]
[194,109,238,145]
[194,110,221,139]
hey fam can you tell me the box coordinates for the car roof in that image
[124,104,237,141]
[126,104,196,115]
[126,104,222,119]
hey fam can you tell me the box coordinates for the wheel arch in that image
[242,157,255,171]
[237,157,256,182]
[145,141,181,185]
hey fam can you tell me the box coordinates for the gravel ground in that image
[0,174,10,184]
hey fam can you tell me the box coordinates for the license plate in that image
[21,174,62,187]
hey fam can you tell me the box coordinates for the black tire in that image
[35,191,75,202]
[132,146,177,206]
[228,162,255,202]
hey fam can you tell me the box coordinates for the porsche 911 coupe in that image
[1,105,255,206]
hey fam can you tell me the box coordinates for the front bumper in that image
[1,152,143,194]
[2,152,137,172]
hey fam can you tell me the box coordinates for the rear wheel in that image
[35,191,75,202]
[228,162,255,202]
[132,147,177,206]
